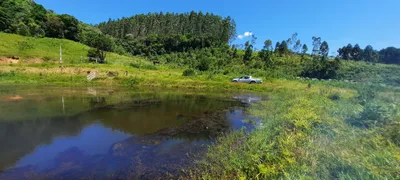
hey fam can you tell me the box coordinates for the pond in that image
[0,86,264,179]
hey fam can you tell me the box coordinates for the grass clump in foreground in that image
[197,83,400,179]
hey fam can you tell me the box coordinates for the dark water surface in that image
[0,86,262,179]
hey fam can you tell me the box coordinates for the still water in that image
[0,86,263,179]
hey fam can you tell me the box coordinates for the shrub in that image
[182,69,196,76]
[129,63,140,68]
[206,71,215,80]
[383,125,400,146]
[0,71,16,77]
[301,58,340,79]
[123,77,141,87]
[17,41,33,50]
[129,63,157,70]
[197,56,211,71]
[328,92,341,101]
[141,64,157,70]
[357,86,378,105]
[348,102,395,128]
[42,56,52,61]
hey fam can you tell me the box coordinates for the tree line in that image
[96,11,236,56]
[97,11,236,44]
[0,0,81,41]
[337,44,400,64]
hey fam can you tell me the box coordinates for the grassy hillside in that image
[0,32,146,65]
[337,60,400,86]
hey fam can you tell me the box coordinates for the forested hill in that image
[0,0,49,37]
[97,12,236,44]
[0,0,237,56]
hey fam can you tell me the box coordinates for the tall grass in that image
[198,83,400,179]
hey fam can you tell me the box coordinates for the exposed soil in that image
[0,57,19,64]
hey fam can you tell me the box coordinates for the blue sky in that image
[36,0,400,54]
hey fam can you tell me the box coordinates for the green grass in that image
[0,32,148,65]
[197,81,400,179]
[337,60,400,86]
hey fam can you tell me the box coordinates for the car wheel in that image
[232,80,238,83]
[250,81,256,84]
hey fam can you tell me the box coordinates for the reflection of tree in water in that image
[0,116,89,172]
[88,97,107,108]
[82,95,240,136]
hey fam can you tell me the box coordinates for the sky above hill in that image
[36,0,400,54]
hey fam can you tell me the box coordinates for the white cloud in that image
[244,32,253,36]
[237,31,253,39]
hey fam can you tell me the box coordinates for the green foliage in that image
[0,0,76,39]
[243,41,253,64]
[182,69,196,76]
[348,101,395,128]
[129,62,156,70]
[0,71,16,77]
[301,44,308,55]
[383,125,400,146]
[301,58,341,79]
[115,34,221,56]
[277,40,289,55]
[320,41,329,57]
[337,60,400,86]
[338,44,400,65]
[379,47,400,65]
[59,14,79,41]
[97,11,236,44]
[87,48,100,61]
[86,33,114,63]
[363,45,378,63]
[0,7,10,31]
[122,77,142,87]
[356,86,378,105]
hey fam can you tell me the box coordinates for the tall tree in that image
[45,16,64,38]
[97,11,235,45]
[312,37,322,56]
[379,47,400,65]
[275,42,281,53]
[301,44,308,55]
[363,45,378,62]
[259,39,273,64]
[0,7,9,31]
[279,40,289,55]
[243,41,253,64]
[263,39,273,51]
[59,14,79,41]
[338,44,353,60]
[294,40,302,53]
[87,33,114,63]
[289,33,299,52]
[320,41,329,58]
[352,44,363,61]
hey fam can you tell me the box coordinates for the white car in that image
[232,76,262,84]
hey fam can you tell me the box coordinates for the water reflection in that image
[0,86,263,179]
